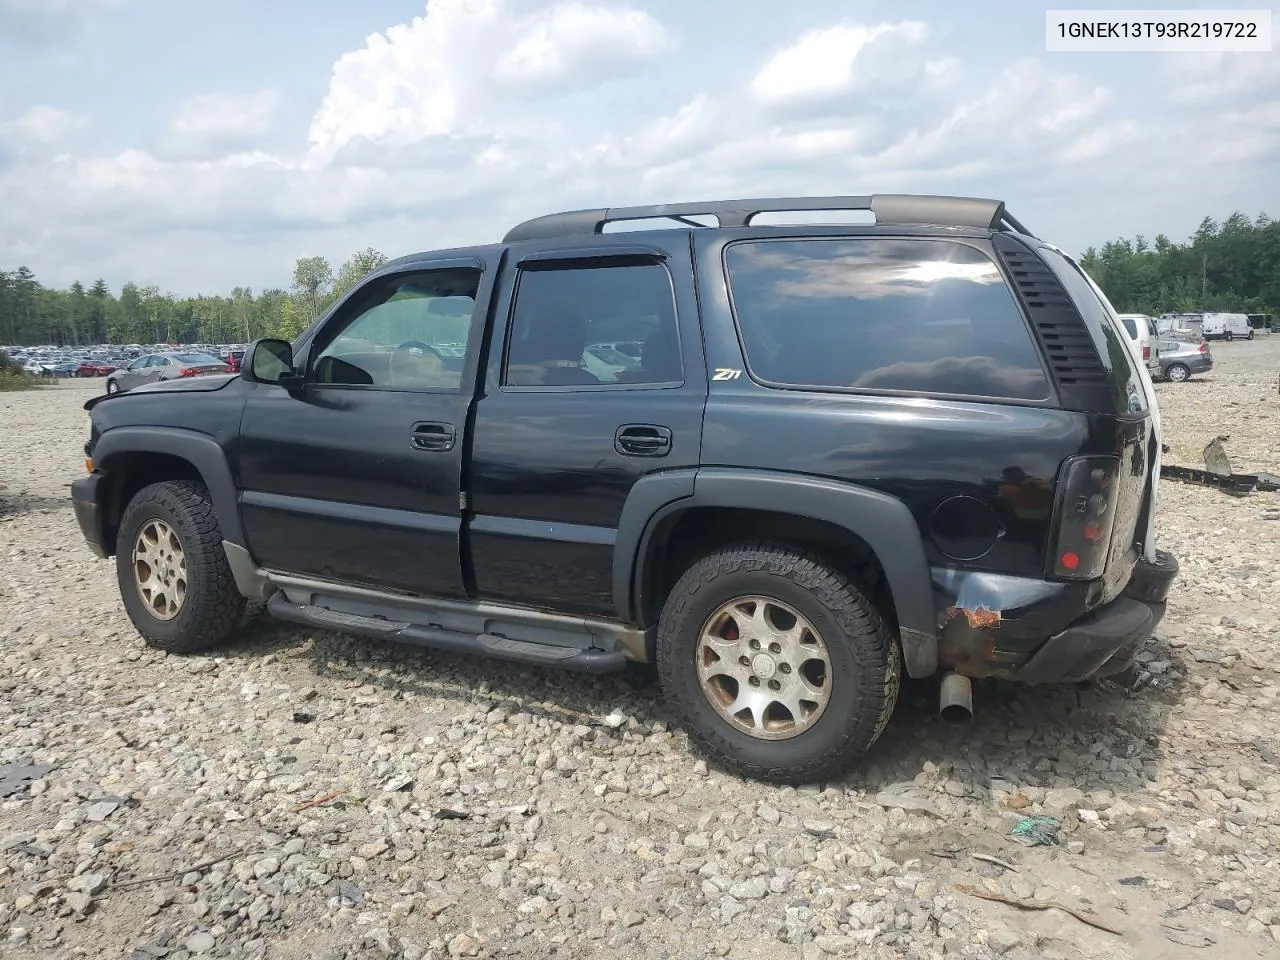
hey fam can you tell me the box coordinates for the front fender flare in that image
[614,467,938,678]
[93,426,245,547]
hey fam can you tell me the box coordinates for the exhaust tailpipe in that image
[939,672,973,725]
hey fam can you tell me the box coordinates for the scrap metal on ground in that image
[1159,436,1280,496]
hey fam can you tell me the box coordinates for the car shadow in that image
[0,491,73,518]
[218,612,1187,802]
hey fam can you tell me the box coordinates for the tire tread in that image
[116,480,245,653]
[657,541,900,784]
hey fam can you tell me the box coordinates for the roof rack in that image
[502,194,1036,243]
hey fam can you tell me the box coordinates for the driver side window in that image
[312,268,481,390]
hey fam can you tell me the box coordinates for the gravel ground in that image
[2,338,1279,960]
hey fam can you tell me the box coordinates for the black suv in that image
[71,195,1178,784]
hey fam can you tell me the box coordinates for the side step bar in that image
[266,593,628,674]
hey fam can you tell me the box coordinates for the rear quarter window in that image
[724,238,1051,401]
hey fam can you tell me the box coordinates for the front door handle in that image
[410,421,455,452]
[615,424,672,457]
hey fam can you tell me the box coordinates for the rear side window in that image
[1120,317,1137,339]
[724,239,1051,401]
[504,260,682,388]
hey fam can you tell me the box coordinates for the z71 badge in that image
[711,368,742,381]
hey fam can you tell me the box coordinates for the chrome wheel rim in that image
[132,518,187,620]
[696,596,832,740]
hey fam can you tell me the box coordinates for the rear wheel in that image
[657,542,900,784]
[106,380,119,394]
[1225,331,1234,341]
[116,480,245,653]
[1166,363,1190,383]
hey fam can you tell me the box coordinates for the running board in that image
[266,593,628,674]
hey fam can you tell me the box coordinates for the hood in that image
[84,373,239,411]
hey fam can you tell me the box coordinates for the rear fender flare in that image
[614,467,939,677]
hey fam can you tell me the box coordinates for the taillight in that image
[1048,456,1121,580]
[1142,345,1150,360]
[1199,343,1208,353]
[179,367,199,377]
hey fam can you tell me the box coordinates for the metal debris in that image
[1159,436,1280,496]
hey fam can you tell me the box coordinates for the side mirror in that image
[241,338,301,389]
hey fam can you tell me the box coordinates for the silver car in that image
[105,351,230,394]
[1157,338,1213,382]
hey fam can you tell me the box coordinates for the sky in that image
[0,0,1277,296]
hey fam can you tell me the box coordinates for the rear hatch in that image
[996,238,1160,600]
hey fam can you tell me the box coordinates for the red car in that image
[77,360,117,377]
[224,350,245,373]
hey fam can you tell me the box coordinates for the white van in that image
[1201,312,1253,341]
[1116,313,1162,376]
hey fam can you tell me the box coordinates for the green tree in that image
[292,256,333,320]
[332,247,389,299]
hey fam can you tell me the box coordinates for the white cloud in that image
[2,105,86,145]
[493,1,672,87]
[750,21,929,107]
[170,89,281,144]
[0,2,1276,294]
[306,0,672,165]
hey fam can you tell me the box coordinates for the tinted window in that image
[504,261,681,387]
[175,353,220,363]
[312,269,480,389]
[1120,317,1137,339]
[725,239,1050,400]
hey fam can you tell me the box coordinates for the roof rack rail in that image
[502,194,1035,243]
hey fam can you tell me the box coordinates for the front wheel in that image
[1166,363,1190,383]
[116,480,246,653]
[106,380,119,394]
[657,542,900,784]
[1247,330,1254,340]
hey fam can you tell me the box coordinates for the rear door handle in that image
[410,421,455,452]
[615,424,672,457]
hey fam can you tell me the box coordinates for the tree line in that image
[2,211,1276,347]
[1080,211,1277,318]
[0,248,387,347]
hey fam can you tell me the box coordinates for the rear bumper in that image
[932,549,1177,683]
[1015,596,1164,683]
[71,473,108,558]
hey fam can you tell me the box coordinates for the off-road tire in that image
[657,542,901,785]
[116,480,245,653]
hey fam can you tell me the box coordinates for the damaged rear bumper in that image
[931,550,1177,683]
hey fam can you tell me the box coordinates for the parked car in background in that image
[1202,312,1252,341]
[224,349,245,373]
[1157,338,1213,382]
[1116,313,1161,376]
[78,359,118,377]
[105,352,231,394]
